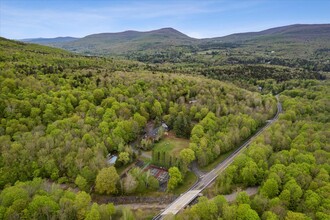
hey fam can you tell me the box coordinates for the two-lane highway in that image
[154,96,282,219]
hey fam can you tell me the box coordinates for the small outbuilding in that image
[107,154,118,165]
[144,122,169,140]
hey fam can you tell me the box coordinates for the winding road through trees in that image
[154,96,282,219]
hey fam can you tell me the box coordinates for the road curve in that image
[153,96,282,219]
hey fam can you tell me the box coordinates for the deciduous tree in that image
[179,148,195,174]
[95,167,119,195]
[167,167,182,191]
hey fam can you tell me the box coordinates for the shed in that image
[107,155,118,165]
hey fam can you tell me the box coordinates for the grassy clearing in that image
[153,135,190,155]
[200,149,235,172]
[142,151,153,157]
[153,140,175,152]
[173,171,198,195]
[139,155,152,164]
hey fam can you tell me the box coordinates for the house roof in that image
[108,155,118,164]
[147,123,169,138]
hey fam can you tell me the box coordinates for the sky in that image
[0,0,329,39]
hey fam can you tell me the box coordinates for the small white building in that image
[107,154,118,165]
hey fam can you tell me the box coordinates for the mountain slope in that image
[208,24,330,42]
[58,27,196,55]
[196,24,330,69]
[19,24,330,64]
[21,37,78,45]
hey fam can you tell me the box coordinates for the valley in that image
[0,22,329,220]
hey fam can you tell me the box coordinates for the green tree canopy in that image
[95,167,119,195]
[167,167,183,191]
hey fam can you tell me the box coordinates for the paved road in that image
[154,96,282,219]
[161,190,202,216]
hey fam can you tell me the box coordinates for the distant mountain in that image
[20,24,330,57]
[57,27,196,55]
[258,24,330,35]
[195,24,330,64]
[21,37,79,45]
[210,24,330,42]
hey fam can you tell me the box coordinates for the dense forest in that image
[0,37,278,219]
[0,24,329,220]
[175,80,329,219]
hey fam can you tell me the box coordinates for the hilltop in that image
[21,36,78,44]
[210,24,330,42]
[20,24,330,56]
[19,24,330,73]
[22,28,196,55]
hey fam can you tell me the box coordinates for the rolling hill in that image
[18,24,330,71]
[61,27,197,55]
[198,24,330,55]
[21,36,78,45]
[1,24,329,220]
[20,24,330,54]
[208,24,330,42]
[22,28,196,55]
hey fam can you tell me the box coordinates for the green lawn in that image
[139,155,152,164]
[173,171,198,195]
[200,149,236,172]
[153,135,190,155]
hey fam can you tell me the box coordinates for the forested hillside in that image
[0,37,279,219]
[23,24,330,73]
[2,0,329,216]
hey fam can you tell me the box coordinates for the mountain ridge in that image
[18,23,330,56]
[207,24,330,42]
[20,24,329,42]
[21,36,79,44]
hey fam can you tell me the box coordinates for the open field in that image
[153,133,190,155]
[152,133,190,168]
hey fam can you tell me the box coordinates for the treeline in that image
[143,62,326,94]
[226,55,330,72]
[199,65,325,82]
[175,79,329,219]
[0,178,150,220]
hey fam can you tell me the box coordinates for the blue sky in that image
[1,0,329,39]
